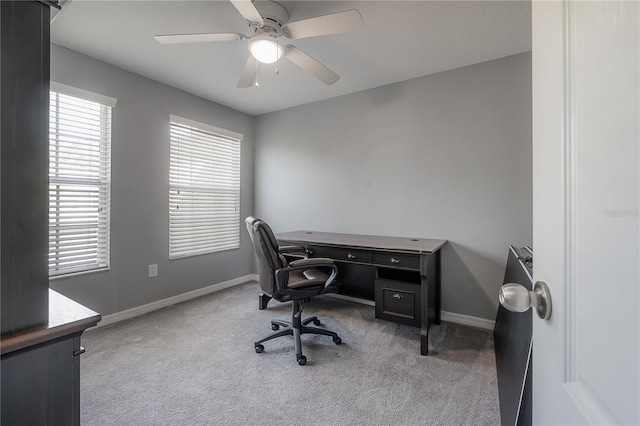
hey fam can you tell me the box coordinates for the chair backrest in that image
[245,216,287,300]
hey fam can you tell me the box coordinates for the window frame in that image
[168,115,243,260]
[48,82,116,278]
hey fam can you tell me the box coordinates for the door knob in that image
[499,281,552,320]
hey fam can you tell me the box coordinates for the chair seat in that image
[287,270,323,289]
[303,268,329,281]
[287,269,339,295]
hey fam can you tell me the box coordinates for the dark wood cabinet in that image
[1,2,102,424]
[2,339,77,425]
[1,290,100,426]
[1,0,52,335]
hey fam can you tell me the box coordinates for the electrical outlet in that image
[148,264,158,278]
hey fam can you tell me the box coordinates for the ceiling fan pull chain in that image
[275,40,280,75]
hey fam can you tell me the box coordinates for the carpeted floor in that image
[80,281,500,425]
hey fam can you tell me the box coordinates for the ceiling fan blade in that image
[283,9,363,39]
[155,33,245,44]
[283,45,339,86]
[237,55,259,88]
[230,0,264,25]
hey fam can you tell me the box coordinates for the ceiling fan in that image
[155,0,364,87]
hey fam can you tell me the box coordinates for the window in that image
[169,115,242,259]
[49,82,115,277]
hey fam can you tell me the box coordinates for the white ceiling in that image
[51,0,531,116]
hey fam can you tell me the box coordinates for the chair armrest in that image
[288,257,334,268]
[278,244,308,258]
[278,245,308,262]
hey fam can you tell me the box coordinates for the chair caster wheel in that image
[255,344,264,353]
[313,319,321,326]
[297,355,307,365]
[333,337,342,345]
[271,324,279,331]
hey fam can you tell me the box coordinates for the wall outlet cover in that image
[148,264,158,278]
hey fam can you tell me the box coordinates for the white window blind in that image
[169,116,242,260]
[49,85,114,277]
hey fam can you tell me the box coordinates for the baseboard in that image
[96,274,258,328]
[326,293,375,306]
[327,294,495,331]
[96,274,494,332]
[440,311,495,331]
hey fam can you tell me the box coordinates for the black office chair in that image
[245,216,342,365]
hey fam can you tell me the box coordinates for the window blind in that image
[49,88,113,277]
[169,116,242,259]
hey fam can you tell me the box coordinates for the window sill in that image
[49,267,110,281]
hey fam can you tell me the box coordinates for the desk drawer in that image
[372,252,420,270]
[375,279,420,327]
[307,245,372,264]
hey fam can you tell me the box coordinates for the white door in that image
[532,1,639,424]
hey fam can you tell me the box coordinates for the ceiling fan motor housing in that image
[250,0,289,36]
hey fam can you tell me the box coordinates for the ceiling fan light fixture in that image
[248,36,283,64]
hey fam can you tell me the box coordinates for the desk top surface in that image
[277,230,447,254]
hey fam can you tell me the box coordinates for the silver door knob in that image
[499,281,552,320]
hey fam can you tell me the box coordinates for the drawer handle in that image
[307,249,314,256]
[390,258,400,264]
[393,293,403,300]
[347,253,356,260]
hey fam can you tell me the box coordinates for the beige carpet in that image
[80,281,500,425]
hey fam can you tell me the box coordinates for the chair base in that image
[254,300,342,365]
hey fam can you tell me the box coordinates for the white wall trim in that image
[96,274,258,328]
[51,81,118,108]
[440,311,495,331]
[326,293,376,306]
[95,274,494,332]
[169,114,244,141]
[327,294,495,331]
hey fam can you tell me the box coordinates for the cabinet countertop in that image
[1,289,101,356]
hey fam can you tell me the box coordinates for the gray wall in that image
[50,46,531,322]
[49,44,255,316]
[254,52,532,321]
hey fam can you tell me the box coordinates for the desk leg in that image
[432,251,441,325]
[420,251,442,355]
[420,272,430,356]
[258,292,271,310]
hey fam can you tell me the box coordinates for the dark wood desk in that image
[275,231,447,356]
